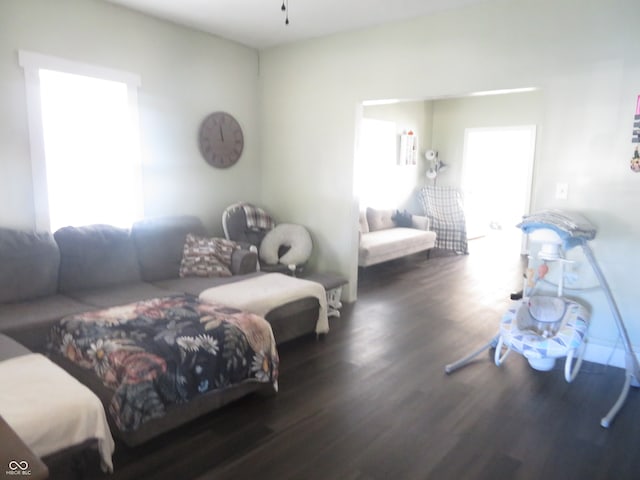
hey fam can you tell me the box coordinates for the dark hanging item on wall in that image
[632,94,640,143]
[281,0,289,25]
[630,94,640,172]
[631,146,640,173]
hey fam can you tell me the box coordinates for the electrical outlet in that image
[555,182,568,200]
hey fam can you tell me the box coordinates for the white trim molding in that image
[18,51,142,231]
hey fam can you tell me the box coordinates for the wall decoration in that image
[631,146,640,173]
[631,94,640,173]
[399,130,418,165]
[198,112,244,169]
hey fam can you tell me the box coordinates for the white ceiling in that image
[105,0,486,49]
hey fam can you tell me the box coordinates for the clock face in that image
[198,112,244,168]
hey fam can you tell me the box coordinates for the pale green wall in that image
[431,91,544,191]
[259,0,640,362]
[0,0,260,234]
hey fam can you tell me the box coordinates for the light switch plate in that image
[555,182,569,200]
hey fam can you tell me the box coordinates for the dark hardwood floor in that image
[77,233,640,480]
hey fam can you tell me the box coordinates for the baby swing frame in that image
[445,210,640,428]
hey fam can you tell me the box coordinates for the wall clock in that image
[198,111,244,168]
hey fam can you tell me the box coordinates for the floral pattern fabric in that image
[49,295,278,432]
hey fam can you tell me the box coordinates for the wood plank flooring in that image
[76,233,640,480]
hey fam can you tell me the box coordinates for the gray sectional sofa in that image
[0,215,320,446]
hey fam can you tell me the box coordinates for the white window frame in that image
[19,50,143,231]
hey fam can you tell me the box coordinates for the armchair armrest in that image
[230,248,258,275]
[411,215,431,231]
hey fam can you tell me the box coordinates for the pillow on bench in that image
[366,208,395,231]
[392,209,413,228]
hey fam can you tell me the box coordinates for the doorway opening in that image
[461,125,536,253]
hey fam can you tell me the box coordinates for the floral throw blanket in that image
[49,295,279,432]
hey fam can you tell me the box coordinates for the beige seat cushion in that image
[359,228,436,267]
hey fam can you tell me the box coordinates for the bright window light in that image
[356,118,415,209]
[38,70,143,231]
[19,51,143,232]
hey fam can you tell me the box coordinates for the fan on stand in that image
[425,149,446,184]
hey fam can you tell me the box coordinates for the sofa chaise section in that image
[0,215,322,452]
[131,216,320,344]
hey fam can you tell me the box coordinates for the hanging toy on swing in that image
[630,146,640,172]
[526,261,550,290]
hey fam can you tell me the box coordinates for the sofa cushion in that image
[64,282,179,309]
[230,248,258,275]
[179,234,238,278]
[359,228,436,267]
[366,208,395,232]
[0,227,60,303]
[392,209,413,228]
[0,294,94,351]
[0,334,31,361]
[131,216,207,282]
[358,211,369,234]
[55,224,141,293]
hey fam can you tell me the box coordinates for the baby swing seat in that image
[495,296,589,382]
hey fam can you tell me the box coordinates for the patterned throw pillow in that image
[366,207,395,231]
[179,234,239,278]
[392,209,413,228]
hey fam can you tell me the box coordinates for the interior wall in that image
[431,91,544,192]
[259,0,640,363]
[0,0,260,234]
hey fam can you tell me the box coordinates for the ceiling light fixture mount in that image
[281,0,290,25]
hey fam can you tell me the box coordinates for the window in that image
[19,51,143,232]
[356,117,415,209]
[461,125,536,243]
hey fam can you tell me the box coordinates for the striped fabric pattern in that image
[418,186,468,254]
[242,204,275,231]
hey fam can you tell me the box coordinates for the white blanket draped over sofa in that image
[199,273,329,334]
[0,353,115,472]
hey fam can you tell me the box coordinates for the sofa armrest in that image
[411,215,431,231]
[231,248,258,275]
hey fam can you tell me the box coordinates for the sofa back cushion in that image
[131,216,207,281]
[358,211,370,234]
[366,207,395,232]
[0,227,60,303]
[55,224,141,292]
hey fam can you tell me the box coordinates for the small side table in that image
[305,272,348,318]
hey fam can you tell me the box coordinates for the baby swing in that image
[445,210,640,428]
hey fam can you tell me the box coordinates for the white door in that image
[461,126,536,248]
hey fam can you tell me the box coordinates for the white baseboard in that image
[583,340,637,370]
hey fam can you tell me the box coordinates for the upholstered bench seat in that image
[359,227,436,267]
[358,208,437,267]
